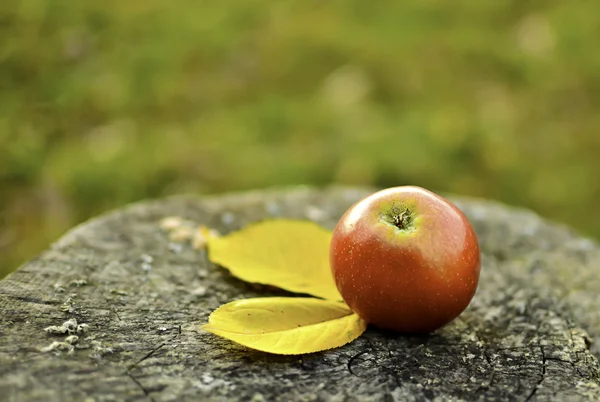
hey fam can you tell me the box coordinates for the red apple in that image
[330,186,480,333]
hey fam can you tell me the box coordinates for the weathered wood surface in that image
[1,187,599,402]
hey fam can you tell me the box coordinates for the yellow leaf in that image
[201,297,367,355]
[207,220,341,300]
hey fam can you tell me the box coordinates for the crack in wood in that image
[128,331,181,371]
[347,351,370,377]
[479,350,496,393]
[112,307,122,321]
[123,329,182,400]
[526,346,547,401]
[127,372,156,402]
[3,295,59,307]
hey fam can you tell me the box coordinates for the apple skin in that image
[330,186,480,333]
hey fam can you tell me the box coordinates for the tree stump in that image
[1,187,599,401]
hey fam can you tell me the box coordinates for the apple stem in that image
[380,205,414,231]
[393,212,411,230]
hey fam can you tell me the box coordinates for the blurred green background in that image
[1,1,599,278]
